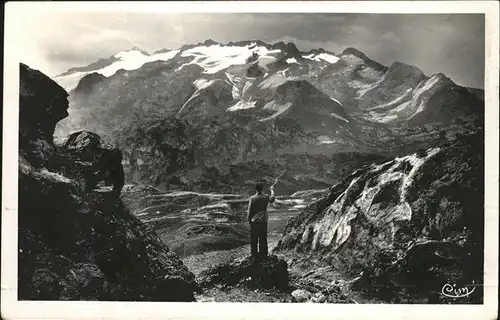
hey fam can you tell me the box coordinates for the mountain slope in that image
[53,40,483,193]
[275,132,484,303]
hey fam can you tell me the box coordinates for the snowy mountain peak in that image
[56,40,346,86]
[340,47,386,71]
[341,47,368,58]
[114,47,150,59]
[55,47,179,91]
[130,46,149,54]
[388,61,425,75]
[178,41,286,75]
[53,38,483,160]
[203,39,219,46]
[153,48,171,54]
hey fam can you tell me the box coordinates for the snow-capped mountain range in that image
[55,42,340,91]
[51,39,483,192]
[55,40,481,127]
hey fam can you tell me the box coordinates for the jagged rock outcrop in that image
[198,255,289,291]
[20,64,69,145]
[340,47,387,71]
[275,133,484,303]
[18,63,199,301]
[53,130,125,192]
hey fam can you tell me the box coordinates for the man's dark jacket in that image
[247,193,275,223]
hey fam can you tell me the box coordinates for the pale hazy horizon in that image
[14,11,485,88]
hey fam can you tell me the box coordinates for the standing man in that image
[247,182,275,259]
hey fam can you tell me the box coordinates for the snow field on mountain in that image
[303,53,340,64]
[227,100,257,112]
[329,112,350,123]
[406,74,445,120]
[103,49,180,77]
[225,72,244,99]
[179,43,282,74]
[227,80,256,112]
[317,135,337,145]
[53,41,473,128]
[56,43,341,94]
[177,77,228,116]
[55,71,90,93]
[193,78,219,91]
[367,88,414,112]
[259,70,299,89]
[329,96,343,106]
[55,49,180,91]
[260,101,293,121]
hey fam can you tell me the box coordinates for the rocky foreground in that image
[275,132,484,304]
[18,63,199,301]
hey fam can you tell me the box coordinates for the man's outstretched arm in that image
[247,198,254,223]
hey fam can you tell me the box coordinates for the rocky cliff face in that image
[275,132,484,303]
[20,64,70,145]
[18,63,199,301]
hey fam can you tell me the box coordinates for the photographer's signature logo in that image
[441,283,476,298]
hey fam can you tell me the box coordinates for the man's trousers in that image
[250,222,268,259]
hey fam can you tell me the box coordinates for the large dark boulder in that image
[19,63,69,168]
[18,63,200,301]
[199,255,289,291]
[54,131,124,193]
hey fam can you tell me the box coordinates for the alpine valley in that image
[19,39,484,303]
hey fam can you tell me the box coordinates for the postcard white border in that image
[2,1,499,320]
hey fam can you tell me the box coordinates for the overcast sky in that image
[15,12,484,88]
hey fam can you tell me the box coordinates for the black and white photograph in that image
[2,1,498,319]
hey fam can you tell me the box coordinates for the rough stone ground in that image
[186,240,291,302]
[184,240,363,303]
